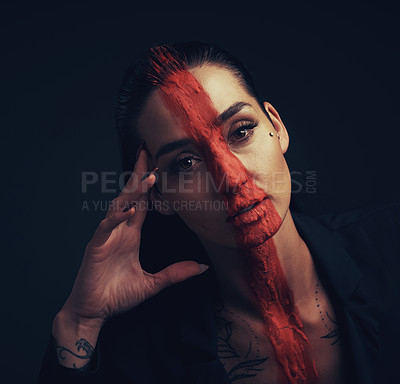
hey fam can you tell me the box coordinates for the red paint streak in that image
[147,46,318,384]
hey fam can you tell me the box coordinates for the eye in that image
[229,121,258,145]
[168,153,202,175]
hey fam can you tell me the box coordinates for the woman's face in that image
[136,64,291,248]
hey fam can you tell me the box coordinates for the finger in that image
[105,149,155,220]
[150,261,209,295]
[120,148,147,194]
[89,205,137,247]
[121,148,153,196]
[120,147,158,228]
[126,173,157,228]
[91,175,156,247]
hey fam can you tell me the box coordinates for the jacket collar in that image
[290,212,381,384]
[291,210,363,304]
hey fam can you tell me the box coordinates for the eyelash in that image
[167,120,258,174]
[228,120,258,145]
[168,153,202,175]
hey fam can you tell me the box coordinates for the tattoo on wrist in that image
[55,338,95,370]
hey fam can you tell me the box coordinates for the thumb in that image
[151,261,209,294]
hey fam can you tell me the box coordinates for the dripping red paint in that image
[147,46,318,384]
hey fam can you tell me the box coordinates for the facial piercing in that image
[269,132,280,140]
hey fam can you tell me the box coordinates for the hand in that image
[59,148,209,328]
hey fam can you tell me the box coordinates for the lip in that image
[226,197,268,223]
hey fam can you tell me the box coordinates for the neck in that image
[198,209,317,319]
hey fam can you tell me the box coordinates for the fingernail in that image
[198,264,209,274]
[122,201,137,212]
[135,140,144,161]
[140,167,159,181]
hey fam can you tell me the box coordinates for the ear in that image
[149,184,176,216]
[263,102,289,155]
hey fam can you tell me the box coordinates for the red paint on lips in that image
[146,46,318,384]
[227,196,268,221]
[234,198,283,249]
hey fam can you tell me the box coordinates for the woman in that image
[38,41,400,384]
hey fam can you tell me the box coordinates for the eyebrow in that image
[155,138,193,160]
[154,101,252,160]
[215,101,252,124]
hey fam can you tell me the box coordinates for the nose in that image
[227,178,248,196]
[209,147,249,198]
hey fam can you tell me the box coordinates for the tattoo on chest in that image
[315,282,341,346]
[214,306,269,382]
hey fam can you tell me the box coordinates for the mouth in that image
[237,204,256,215]
[226,197,268,222]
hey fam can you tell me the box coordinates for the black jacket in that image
[38,200,400,383]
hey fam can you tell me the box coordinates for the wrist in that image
[53,309,104,338]
[52,310,102,369]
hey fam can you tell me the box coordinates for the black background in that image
[1,2,399,382]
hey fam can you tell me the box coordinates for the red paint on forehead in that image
[149,47,318,384]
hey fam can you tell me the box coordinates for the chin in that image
[233,218,282,249]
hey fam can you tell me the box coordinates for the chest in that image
[215,294,346,384]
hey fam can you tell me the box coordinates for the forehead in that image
[188,65,253,113]
[136,65,257,156]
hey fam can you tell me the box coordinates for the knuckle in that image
[99,218,108,227]
[163,268,176,286]
[143,276,157,294]
[98,218,111,232]
[85,240,93,252]
[111,197,119,206]
[109,198,121,212]
[104,200,119,218]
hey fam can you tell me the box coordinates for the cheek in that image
[174,197,232,241]
[238,133,290,195]
[270,160,291,196]
[161,170,232,232]
[264,150,291,195]
[157,164,212,200]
